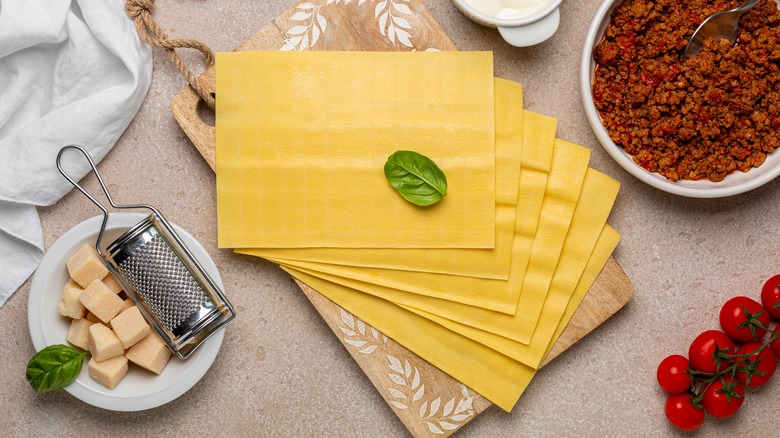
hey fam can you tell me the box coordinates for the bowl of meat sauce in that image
[582,0,780,197]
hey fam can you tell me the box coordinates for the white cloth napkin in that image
[0,0,152,307]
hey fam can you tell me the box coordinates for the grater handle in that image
[56,145,158,256]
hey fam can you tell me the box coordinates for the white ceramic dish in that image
[451,0,563,47]
[581,0,780,198]
[28,213,225,411]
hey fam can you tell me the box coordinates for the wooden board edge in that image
[541,256,633,366]
[295,278,493,437]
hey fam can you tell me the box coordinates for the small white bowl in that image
[581,0,780,198]
[27,213,225,411]
[451,0,563,47]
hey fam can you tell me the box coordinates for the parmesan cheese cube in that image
[111,306,151,349]
[101,273,123,294]
[58,279,86,319]
[66,318,94,350]
[86,311,111,328]
[94,299,132,330]
[87,323,124,362]
[79,279,124,323]
[126,332,171,374]
[88,356,128,390]
[119,298,134,313]
[66,244,109,288]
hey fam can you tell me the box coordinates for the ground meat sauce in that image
[593,0,780,182]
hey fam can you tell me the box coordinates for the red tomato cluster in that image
[657,275,780,431]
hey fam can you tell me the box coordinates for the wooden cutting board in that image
[170,1,633,435]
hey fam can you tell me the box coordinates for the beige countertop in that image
[2,0,778,436]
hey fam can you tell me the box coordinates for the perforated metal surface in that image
[117,234,208,331]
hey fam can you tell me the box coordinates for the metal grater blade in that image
[57,146,235,359]
[117,234,209,331]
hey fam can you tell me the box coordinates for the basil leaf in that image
[26,344,87,393]
[384,150,448,207]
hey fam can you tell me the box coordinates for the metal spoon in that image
[681,0,761,61]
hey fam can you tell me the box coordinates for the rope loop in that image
[125,0,154,19]
[125,0,216,110]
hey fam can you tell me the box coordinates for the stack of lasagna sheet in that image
[215,51,620,411]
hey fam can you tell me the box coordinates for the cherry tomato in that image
[665,393,705,431]
[657,355,692,394]
[761,274,780,319]
[735,342,777,388]
[701,377,744,418]
[689,330,736,373]
[719,296,769,342]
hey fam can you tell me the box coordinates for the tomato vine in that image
[658,278,780,430]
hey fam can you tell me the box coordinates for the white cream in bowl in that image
[451,0,563,47]
[461,0,549,20]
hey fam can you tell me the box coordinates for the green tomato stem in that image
[688,328,780,406]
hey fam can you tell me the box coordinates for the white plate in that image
[28,213,225,411]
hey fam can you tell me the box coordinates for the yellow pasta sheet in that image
[408,220,617,368]
[282,168,618,362]
[258,138,588,323]
[279,226,620,411]
[505,139,591,340]
[240,111,557,314]
[244,78,524,280]
[545,226,621,357]
[216,51,497,249]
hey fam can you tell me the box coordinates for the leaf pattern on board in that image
[280,0,418,50]
[337,309,476,434]
[339,308,388,354]
[373,0,414,47]
[280,2,327,51]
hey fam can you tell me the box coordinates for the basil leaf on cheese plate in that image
[384,150,448,207]
[26,344,87,393]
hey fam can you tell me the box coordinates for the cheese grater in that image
[56,145,235,359]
